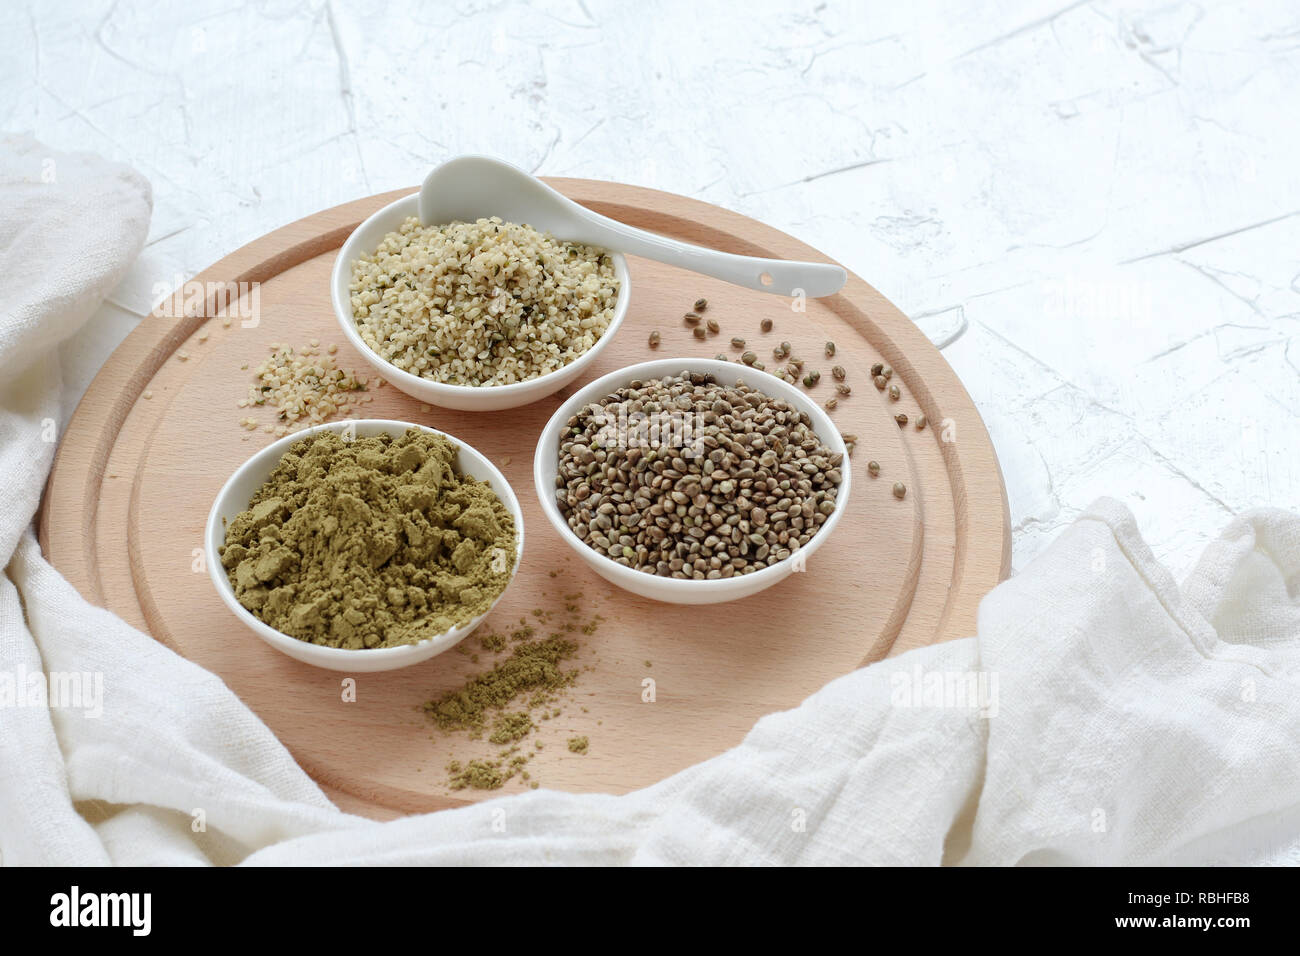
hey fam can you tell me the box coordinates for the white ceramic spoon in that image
[420,155,848,298]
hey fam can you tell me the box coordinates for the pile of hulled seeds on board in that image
[646,297,930,501]
[554,371,844,579]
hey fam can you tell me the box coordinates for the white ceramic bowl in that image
[330,192,631,412]
[205,419,524,672]
[534,358,851,605]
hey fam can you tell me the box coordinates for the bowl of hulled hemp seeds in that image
[533,357,851,605]
[206,420,524,671]
[331,192,630,412]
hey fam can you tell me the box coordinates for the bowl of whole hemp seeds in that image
[331,191,630,412]
[205,420,524,672]
[534,357,851,605]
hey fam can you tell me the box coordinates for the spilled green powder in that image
[447,751,536,791]
[488,712,534,744]
[426,597,600,791]
[447,759,504,791]
[479,631,507,652]
[424,635,579,735]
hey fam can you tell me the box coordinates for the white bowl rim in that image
[329,192,631,400]
[533,357,852,596]
[205,418,525,663]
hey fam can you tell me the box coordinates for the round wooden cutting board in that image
[39,179,1010,819]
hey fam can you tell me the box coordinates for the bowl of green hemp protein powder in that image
[206,420,524,672]
[534,357,851,605]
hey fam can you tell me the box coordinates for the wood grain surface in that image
[39,179,1010,817]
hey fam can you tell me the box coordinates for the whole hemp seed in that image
[824,398,838,411]
[893,481,907,500]
[895,413,909,427]
[706,319,720,334]
[836,383,851,396]
[741,351,757,366]
[882,366,894,381]
[825,341,836,358]
[694,298,708,312]
[888,384,901,402]
[867,460,881,477]
[648,330,661,349]
[760,317,773,333]
[730,337,746,349]
[693,326,707,340]
[553,371,843,579]
[831,365,846,381]
[684,312,702,326]
[874,375,888,391]
[802,372,819,388]
[915,414,927,431]
[871,362,884,377]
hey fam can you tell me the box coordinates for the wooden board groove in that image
[39,179,1010,817]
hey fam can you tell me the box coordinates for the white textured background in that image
[7,0,1298,579]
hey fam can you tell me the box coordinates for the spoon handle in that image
[562,206,848,299]
[419,156,849,298]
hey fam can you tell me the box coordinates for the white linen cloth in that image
[3,138,1298,866]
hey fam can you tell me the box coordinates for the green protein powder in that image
[220,429,516,649]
